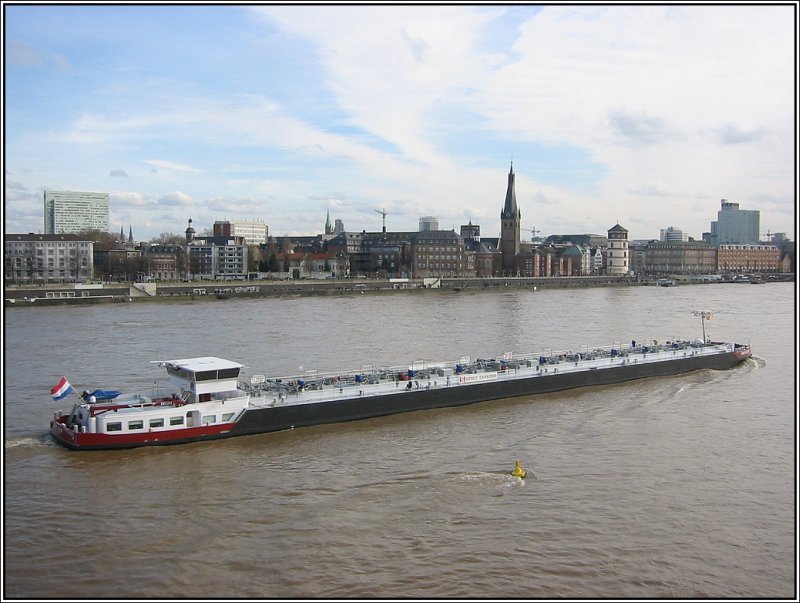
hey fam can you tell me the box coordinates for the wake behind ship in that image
[50,337,752,451]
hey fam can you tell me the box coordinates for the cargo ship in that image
[49,335,751,451]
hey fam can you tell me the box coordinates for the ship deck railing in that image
[242,341,734,408]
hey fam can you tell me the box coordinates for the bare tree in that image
[151,232,186,245]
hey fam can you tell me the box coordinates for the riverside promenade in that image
[5,276,637,306]
[5,273,793,307]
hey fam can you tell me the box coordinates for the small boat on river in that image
[49,335,752,451]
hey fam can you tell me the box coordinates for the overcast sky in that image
[4,3,796,242]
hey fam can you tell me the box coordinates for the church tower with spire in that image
[500,162,521,274]
[324,209,333,235]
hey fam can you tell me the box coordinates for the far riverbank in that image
[4,273,793,307]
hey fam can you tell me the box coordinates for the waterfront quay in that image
[4,276,629,306]
[4,273,793,307]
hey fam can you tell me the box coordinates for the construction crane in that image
[375,208,388,233]
[522,226,540,243]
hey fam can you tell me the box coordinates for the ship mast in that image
[691,310,712,342]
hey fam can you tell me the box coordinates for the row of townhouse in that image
[5,233,789,285]
[0,232,613,284]
[267,230,604,279]
[147,237,790,281]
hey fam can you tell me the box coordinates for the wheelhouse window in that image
[195,368,240,381]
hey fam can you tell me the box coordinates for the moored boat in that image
[49,336,752,451]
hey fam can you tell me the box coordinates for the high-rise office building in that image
[419,216,439,231]
[213,220,268,245]
[708,199,759,245]
[44,190,109,235]
[660,226,689,242]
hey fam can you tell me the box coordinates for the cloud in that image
[401,27,428,63]
[158,191,194,206]
[7,41,43,66]
[627,180,677,197]
[53,113,164,144]
[704,123,768,145]
[7,41,72,70]
[4,180,29,192]
[109,169,128,177]
[145,160,202,173]
[608,110,682,147]
[4,5,793,241]
[206,196,272,216]
[112,192,157,207]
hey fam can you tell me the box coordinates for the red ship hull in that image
[50,418,235,450]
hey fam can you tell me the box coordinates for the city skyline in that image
[4,4,797,242]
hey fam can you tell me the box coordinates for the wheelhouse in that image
[159,357,244,403]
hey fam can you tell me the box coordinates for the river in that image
[3,282,795,598]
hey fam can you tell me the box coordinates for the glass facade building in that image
[44,190,110,235]
[708,199,760,245]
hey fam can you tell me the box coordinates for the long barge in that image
[50,338,751,451]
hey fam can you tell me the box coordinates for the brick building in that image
[717,244,781,273]
[644,241,717,274]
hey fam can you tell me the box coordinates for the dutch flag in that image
[51,376,75,401]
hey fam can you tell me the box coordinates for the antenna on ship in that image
[691,310,712,343]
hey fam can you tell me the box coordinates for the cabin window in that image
[202,414,216,425]
[194,368,239,381]
[107,422,122,432]
[150,418,164,428]
[170,416,184,426]
[167,367,194,382]
[128,420,144,430]
[222,412,235,421]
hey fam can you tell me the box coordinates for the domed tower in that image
[606,223,629,276]
[500,162,521,274]
[185,217,196,244]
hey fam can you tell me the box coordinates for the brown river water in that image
[3,283,795,599]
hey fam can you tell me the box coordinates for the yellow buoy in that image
[511,460,527,479]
